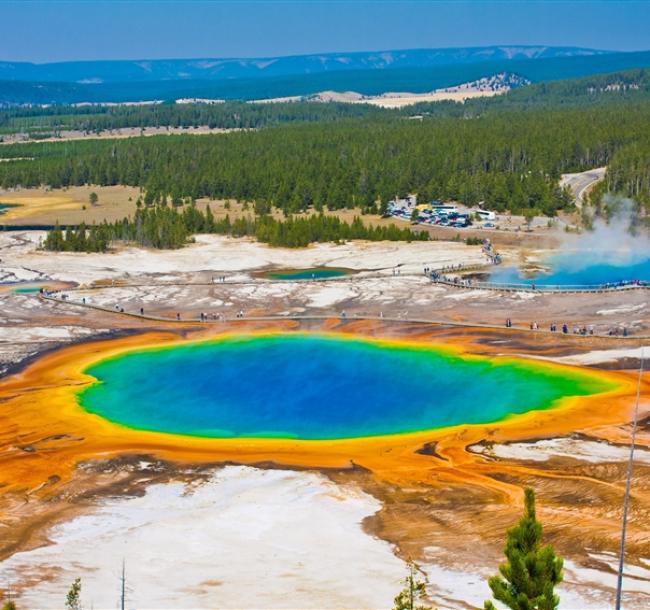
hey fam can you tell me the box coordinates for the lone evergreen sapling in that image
[393,560,431,610]
[484,488,563,610]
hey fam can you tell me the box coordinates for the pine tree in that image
[65,578,82,610]
[484,488,563,610]
[43,221,65,251]
[393,561,431,610]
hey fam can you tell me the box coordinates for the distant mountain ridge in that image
[0,46,609,83]
[2,46,650,106]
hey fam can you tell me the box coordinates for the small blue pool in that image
[265,268,352,281]
[489,251,650,288]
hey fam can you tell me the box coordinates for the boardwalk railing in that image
[431,263,649,294]
[38,291,645,339]
[432,276,649,294]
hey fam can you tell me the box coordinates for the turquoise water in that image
[267,268,351,280]
[78,334,612,440]
[489,252,650,287]
[0,203,19,214]
[13,286,42,294]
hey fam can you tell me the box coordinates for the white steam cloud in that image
[556,195,650,271]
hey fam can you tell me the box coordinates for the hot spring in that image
[12,285,44,294]
[264,268,352,280]
[78,334,613,440]
[0,203,19,215]
[488,250,650,288]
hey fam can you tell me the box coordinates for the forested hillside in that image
[1,102,650,214]
[3,68,650,136]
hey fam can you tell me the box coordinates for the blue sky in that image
[2,1,650,63]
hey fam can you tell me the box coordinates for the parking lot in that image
[387,200,497,230]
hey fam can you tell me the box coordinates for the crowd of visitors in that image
[505,319,630,336]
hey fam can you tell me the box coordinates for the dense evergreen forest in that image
[2,101,650,214]
[42,205,428,251]
[0,101,388,135]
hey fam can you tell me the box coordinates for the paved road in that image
[559,167,607,208]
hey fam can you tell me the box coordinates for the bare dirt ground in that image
[0,231,490,370]
[351,88,505,108]
[254,86,506,108]
[47,272,650,337]
[0,231,647,351]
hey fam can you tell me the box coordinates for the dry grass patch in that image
[0,185,141,225]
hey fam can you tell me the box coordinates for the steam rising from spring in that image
[559,195,650,272]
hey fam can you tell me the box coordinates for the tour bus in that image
[430,203,458,215]
[476,209,496,221]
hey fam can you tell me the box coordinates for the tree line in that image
[42,204,428,252]
[3,68,650,134]
[0,100,387,135]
